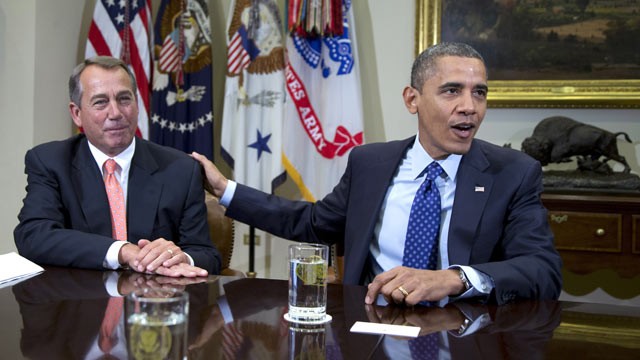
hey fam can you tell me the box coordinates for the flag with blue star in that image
[150,0,214,159]
[248,130,272,161]
[221,0,286,193]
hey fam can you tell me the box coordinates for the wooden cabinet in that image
[541,192,640,279]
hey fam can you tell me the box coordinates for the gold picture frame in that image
[415,0,640,108]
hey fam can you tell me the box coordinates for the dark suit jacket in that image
[14,134,220,273]
[226,137,562,304]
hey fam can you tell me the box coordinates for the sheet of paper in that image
[0,252,44,288]
[350,321,420,337]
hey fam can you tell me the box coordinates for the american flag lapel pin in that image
[475,186,485,192]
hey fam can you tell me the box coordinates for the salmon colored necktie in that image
[104,159,127,242]
[99,159,127,354]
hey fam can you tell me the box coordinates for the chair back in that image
[204,192,236,274]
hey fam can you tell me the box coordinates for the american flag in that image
[222,323,244,360]
[85,0,152,139]
[158,36,181,73]
[226,25,259,75]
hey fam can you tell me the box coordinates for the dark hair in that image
[68,56,138,107]
[411,42,486,93]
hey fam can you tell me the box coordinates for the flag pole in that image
[247,225,257,278]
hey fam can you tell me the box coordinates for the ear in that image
[69,102,82,128]
[402,86,418,114]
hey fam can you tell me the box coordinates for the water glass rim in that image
[289,243,329,250]
[127,287,189,302]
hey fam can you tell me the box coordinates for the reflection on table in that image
[3,266,639,359]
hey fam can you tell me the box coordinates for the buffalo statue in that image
[521,116,632,174]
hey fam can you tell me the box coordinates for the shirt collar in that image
[408,134,462,181]
[88,138,136,176]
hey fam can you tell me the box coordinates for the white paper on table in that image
[350,321,420,337]
[0,252,44,288]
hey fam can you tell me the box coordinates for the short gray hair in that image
[411,42,486,93]
[69,56,138,107]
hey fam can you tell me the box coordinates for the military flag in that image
[284,0,364,201]
[221,0,286,193]
[85,0,152,139]
[151,0,214,159]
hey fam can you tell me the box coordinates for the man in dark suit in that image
[14,56,220,276]
[192,42,562,304]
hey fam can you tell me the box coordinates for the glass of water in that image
[288,322,327,359]
[285,243,331,324]
[125,288,189,360]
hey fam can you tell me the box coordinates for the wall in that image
[0,0,36,256]
[0,1,638,279]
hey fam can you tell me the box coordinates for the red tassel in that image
[322,0,343,37]
[332,0,343,36]
[287,0,303,34]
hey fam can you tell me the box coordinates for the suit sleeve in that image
[225,168,349,245]
[14,149,114,269]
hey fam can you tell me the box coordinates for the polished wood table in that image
[2,266,639,359]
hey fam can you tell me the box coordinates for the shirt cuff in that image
[219,180,237,207]
[184,252,195,266]
[448,301,493,336]
[217,295,234,324]
[104,241,129,270]
[448,265,494,298]
[104,271,122,297]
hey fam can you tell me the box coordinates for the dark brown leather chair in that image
[204,192,244,276]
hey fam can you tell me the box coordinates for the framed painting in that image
[415,0,640,108]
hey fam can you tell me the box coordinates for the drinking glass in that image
[285,243,331,324]
[125,288,189,360]
[288,322,327,359]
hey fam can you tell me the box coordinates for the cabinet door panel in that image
[548,211,621,252]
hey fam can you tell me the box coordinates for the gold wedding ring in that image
[167,249,174,257]
[397,286,409,297]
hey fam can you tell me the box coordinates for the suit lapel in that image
[71,137,112,237]
[127,140,162,242]
[448,140,493,265]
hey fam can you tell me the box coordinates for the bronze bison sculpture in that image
[521,116,632,174]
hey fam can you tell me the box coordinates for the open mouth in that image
[451,123,475,137]
[452,123,474,131]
